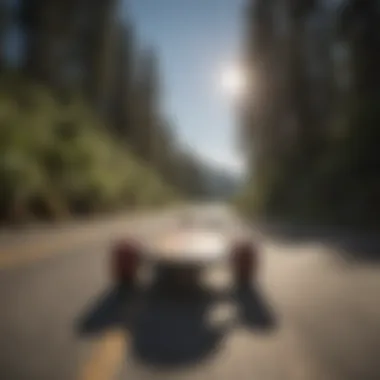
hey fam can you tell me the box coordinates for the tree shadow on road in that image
[256,222,380,263]
[75,281,277,369]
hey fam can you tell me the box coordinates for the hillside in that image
[200,163,242,200]
[0,75,178,223]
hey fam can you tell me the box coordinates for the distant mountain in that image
[199,162,242,200]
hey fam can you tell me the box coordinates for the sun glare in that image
[220,64,247,99]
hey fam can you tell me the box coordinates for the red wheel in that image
[230,240,258,286]
[111,239,141,287]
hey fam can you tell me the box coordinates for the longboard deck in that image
[146,230,231,265]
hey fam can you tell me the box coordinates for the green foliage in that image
[236,0,380,228]
[0,75,178,222]
[0,0,223,225]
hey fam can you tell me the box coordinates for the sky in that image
[127,0,246,175]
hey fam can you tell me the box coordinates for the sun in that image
[219,64,247,99]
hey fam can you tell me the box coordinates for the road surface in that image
[0,205,380,380]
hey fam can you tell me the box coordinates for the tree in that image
[20,0,78,89]
[0,0,10,69]
[239,0,380,224]
[79,0,119,116]
[108,21,136,141]
[132,47,161,162]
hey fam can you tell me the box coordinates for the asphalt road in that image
[0,205,380,380]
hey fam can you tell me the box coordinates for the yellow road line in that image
[0,230,108,270]
[77,330,127,380]
[0,216,172,270]
[0,219,145,270]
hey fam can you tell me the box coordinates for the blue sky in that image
[127,0,246,174]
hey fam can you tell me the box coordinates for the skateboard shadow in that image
[75,286,141,335]
[233,283,276,331]
[129,288,225,368]
[75,281,277,369]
